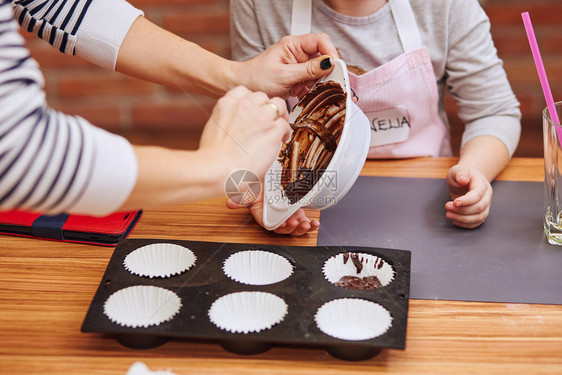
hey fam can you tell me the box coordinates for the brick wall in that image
[450,0,561,157]
[19,0,230,137]
[19,0,561,157]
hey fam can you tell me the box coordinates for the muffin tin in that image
[81,239,410,361]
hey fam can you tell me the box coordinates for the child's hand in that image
[444,164,493,229]
[264,207,320,236]
[226,195,320,236]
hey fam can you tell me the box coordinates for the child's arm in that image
[443,0,521,229]
[444,135,510,229]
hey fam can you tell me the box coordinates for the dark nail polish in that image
[320,57,332,70]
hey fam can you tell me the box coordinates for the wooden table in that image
[1,157,561,374]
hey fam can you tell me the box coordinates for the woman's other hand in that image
[198,86,291,180]
[235,33,339,98]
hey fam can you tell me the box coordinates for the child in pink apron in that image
[231,0,522,230]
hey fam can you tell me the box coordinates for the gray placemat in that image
[317,176,562,305]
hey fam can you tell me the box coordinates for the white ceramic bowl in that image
[263,59,370,230]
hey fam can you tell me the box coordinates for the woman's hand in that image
[207,86,320,236]
[122,86,292,210]
[235,33,339,98]
[198,86,291,180]
[445,164,493,229]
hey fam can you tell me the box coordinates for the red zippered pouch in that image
[0,209,142,246]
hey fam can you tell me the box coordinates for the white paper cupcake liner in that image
[223,250,294,285]
[124,243,196,278]
[322,252,394,290]
[208,291,288,334]
[104,285,182,328]
[127,362,177,375]
[315,298,392,341]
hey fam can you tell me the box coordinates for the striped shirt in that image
[13,0,93,56]
[0,0,142,215]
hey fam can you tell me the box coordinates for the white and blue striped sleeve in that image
[0,0,137,215]
[12,0,143,70]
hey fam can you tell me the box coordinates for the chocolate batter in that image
[278,81,346,203]
[343,252,365,274]
[335,275,383,290]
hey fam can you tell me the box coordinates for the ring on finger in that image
[263,101,281,120]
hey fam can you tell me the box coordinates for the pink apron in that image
[291,0,452,158]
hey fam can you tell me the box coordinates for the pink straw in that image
[522,11,561,136]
